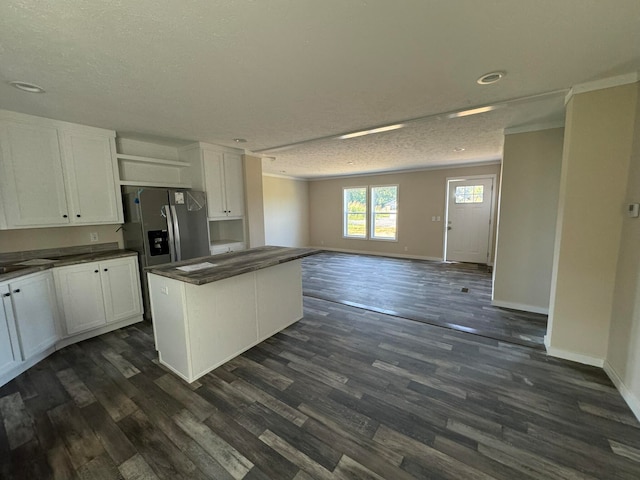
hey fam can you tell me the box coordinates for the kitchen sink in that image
[0,265,31,274]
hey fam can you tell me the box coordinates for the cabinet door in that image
[0,284,21,374]
[62,131,122,224]
[223,153,245,217]
[101,257,142,323]
[54,264,106,335]
[0,122,69,227]
[202,149,227,218]
[11,272,59,358]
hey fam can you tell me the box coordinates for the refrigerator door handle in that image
[163,205,177,262]
[170,205,182,262]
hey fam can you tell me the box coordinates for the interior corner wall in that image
[263,175,309,247]
[243,155,266,248]
[546,82,639,364]
[492,128,564,313]
[308,163,500,260]
[606,82,640,419]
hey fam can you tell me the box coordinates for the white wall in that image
[606,83,640,419]
[263,175,309,247]
[492,128,564,313]
[547,82,639,365]
[308,164,500,260]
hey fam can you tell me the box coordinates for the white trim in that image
[444,174,498,264]
[504,121,565,136]
[312,246,441,262]
[308,159,502,182]
[491,299,549,315]
[545,345,604,367]
[0,345,56,388]
[0,109,116,137]
[604,360,640,422]
[262,172,308,181]
[565,72,639,104]
[55,315,143,350]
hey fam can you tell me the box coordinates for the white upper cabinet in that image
[0,110,123,229]
[62,131,122,224]
[180,143,245,219]
[0,122,69,227]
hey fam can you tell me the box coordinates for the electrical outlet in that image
[161,286,169,295]
[404,246,408,252]
[89,232,99,242]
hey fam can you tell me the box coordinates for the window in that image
[343,187,367,238]
[343,185,398,240]
[371,185,398,240]
[454,185,484,204]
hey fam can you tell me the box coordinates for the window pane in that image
[344,187,367,237]
[371,186,398,240]
[372,213,397,239]
[346,213,366,237]
[454,185,484,203]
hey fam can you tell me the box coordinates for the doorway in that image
[444,175,496,264]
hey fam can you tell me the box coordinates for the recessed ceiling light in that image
[347,161,354,165]
[339,124,404,139]
[453,147,465,152]
[477,71,505,85]
[9,81,45,93]
[233,138,247,143]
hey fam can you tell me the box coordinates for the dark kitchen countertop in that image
[0,249,138,282]
[146,246,320,285]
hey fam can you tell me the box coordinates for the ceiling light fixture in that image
[477,71,505,85]
[339,123,404,139]
[453,147,465,152]
[347,161,354,165]
[9,81,45,93]
[233,138,247,143]
[448,106,496,118]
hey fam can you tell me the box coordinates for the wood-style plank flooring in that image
[1,295,639,478]
[303,252,548,348]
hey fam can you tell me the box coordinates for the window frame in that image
[343,186,368,239]
[342,184,399,242]
[370,184,399,242]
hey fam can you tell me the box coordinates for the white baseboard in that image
[0,345,56,388]
[56,315,144,350]
[545,344,604,367]
[491,299,549,315]
[311,246,442,262]
[604,361,640,422]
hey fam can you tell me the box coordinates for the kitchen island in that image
[147,246,319,383]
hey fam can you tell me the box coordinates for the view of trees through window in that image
[343,187,367,237]
[343,185,398,240]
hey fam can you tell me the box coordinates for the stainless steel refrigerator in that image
[122,186,210,317]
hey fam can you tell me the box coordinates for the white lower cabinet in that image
[0,285,21,377]
[54,256,142,337]
[0,271,59,384]
[10,272,59,359]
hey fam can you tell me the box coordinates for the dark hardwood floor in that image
[303,252,548,348]
[1,293,640,479]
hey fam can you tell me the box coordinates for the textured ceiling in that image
[1,1,639,178]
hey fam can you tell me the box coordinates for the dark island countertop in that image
[146,246,320,285]
[0,250,138,282]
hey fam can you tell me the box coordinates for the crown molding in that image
[565,72,639,104]
[504,120,565,136]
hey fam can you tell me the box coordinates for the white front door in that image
[445,177,494,263]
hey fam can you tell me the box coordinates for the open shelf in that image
[117,152,191,189]
[118,180,192,188]
[116,153,190,168]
